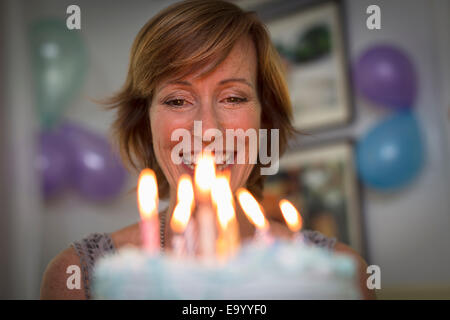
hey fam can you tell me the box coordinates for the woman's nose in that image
[193,103,223,149]
[197,103,222,133]
[200,103,220,129]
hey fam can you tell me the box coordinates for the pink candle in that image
[137,169,160,254]
[170,174,195,257]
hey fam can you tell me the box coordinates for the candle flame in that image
[137,169,158,220]
[171,202,191,233]
[279,199,302,232]
[236,188,268,230]
[212,175,235,230]
[194,152,216,193]
[177,174,194,208]
[171,175,194,233]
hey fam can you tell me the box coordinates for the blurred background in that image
[0,0,449,299]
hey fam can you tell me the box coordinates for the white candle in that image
[170,175,195,257]
[293,232,305,244]
[236,188,273,245]
[194,152,217,262]
[170,202,187,257]
[196,204,217,261]
[253,228,273,245]
[184,218,198,256]
[279,199,304,244]
[171,234,186,258]
[212,175,239,260]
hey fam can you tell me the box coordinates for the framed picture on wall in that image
[262,140,364,254]
[264,0,352,131]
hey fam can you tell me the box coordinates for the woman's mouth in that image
[180,152,236,174]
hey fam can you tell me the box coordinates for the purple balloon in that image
[35,130,70,198]
[354,45,417,109]
[60,122,127,201]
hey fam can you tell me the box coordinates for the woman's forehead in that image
[213,37,257,79]
[159,37,257,88]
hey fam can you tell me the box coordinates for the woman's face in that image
[149,36,261,195]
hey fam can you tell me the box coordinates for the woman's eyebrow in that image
[160,78,253,90]
[218,78,253,89]
[160,80,191,90]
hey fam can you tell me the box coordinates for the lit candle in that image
[279,199,304,243]
[183,215,198,256]
[212,174,239,260]
[236,188,272,245]
[170,202,190,257]
[137,169,159,254]
[194,152,216,203]
[194,152,217,261]
[170,174,194,258]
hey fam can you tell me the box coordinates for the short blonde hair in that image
[106,0,295,199]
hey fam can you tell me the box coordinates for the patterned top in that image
[72,230,336,300]
[71,233,116,300]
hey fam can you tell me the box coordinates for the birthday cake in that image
[92,236,361,300]
[92,156,361,299]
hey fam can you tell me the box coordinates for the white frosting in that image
[93,240,361,299]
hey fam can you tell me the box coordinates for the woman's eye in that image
[224,96,248,104]
[164,99,187,107]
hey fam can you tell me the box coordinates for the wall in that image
[1,0,449,298]
[344,0,450,296]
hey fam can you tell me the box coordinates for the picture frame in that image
[262,0,353,131]
[262,140,364,255]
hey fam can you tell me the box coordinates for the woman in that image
[40,0,374,300]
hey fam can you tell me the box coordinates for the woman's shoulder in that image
[40,246,86,299]
[301,229,337,249]
[41,231,116,300]
[109,222,141,249]
[40,225,139,300]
